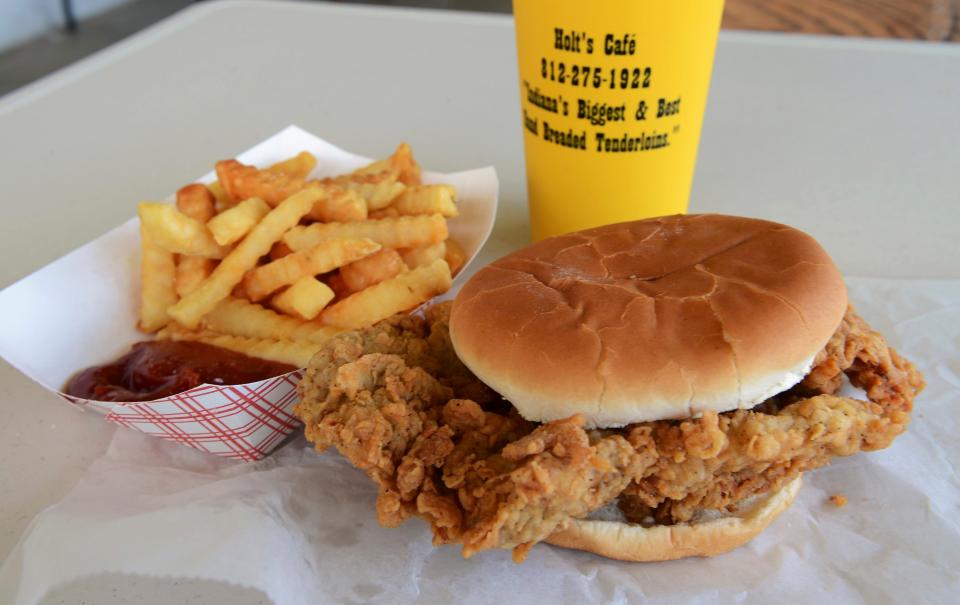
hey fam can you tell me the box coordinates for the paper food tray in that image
[0,125,498,461]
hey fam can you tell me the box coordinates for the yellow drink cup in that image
[513,0,724,240]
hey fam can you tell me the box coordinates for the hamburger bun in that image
[546,475,802,562]
[450,214,847,427]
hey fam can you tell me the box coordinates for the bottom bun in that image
[546,475,802,562]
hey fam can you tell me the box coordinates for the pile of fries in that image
[137,144,465,368]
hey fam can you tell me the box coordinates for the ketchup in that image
[64,341,296,402]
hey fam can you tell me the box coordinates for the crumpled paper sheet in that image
[2,277,958,604]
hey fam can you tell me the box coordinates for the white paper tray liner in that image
[1,277,957,604]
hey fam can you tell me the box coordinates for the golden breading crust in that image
[295,303,923,561]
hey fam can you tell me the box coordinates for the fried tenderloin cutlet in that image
[295,302,923,562]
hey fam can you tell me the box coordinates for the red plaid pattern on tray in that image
[60,371,305,461]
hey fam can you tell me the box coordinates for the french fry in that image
[138,203,229,258]
[351,156,390,178]
[270,240,293,261]
[342,177,405,210]
[175,185,219,296]
[271,277,335,321]
[231,281,249,300]
[305,185,367,222]
[267,151,316,179]
[352,143,421,185]
[203,297,340,344]
[138,223,177,332]
[444,238,467,276]
[176,184,216,223]
[137,143,460,350]
[399,241,446,269]
[389,142,422,186]
[176,256,216,297]
[322,259,452,329]
[243,237,381,301]
[284,214,447,252]
[368,207,400,220]
[340,248,406,293]
[167,187,321,329]
[158,325,321,368]
[215,158,305,206]
[326,272,350,300]
[207,197,271,246]
[390,185,457,217]
[208,181,235,213]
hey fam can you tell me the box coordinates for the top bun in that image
[450,214,847,427]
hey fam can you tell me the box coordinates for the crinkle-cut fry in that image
[207,197,271,246]
[203,297,341,344]
[390,185,458,217]
[353,143,421,185]
[338,179,406,210]
[284,214,447,252]
[305,185,368,222]
[158,325,320,368]
[154,322,196,342]
[444,238,467,276]
[243,237,381,302]
[176,183,216,223]
[138,203,230,259]
[215,158,306,206]
[175,185,219,297]
[267,151,316,178]
[271,277,336,321]
[350,158,390,177]
[340,248,407,293]
[390,142,422,185]
[176,256,216,297]
[138,223,177,332]
[399,241,446,269]
[324,168,404,204]
[368,207,400,220]
[322,259,452,329]
[326,272,350,300]
[167,188,321,329]
[231,281,249,300]
[208,181,235,213]
[270,240,293,261]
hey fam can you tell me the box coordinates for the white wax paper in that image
[2,277,958,604]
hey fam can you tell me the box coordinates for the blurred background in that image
[1,0,958,97]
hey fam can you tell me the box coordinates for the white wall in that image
[0,0,135,53]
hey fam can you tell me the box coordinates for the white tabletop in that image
[1,0,958,591]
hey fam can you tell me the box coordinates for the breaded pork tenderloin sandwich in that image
[295,214,924,562]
